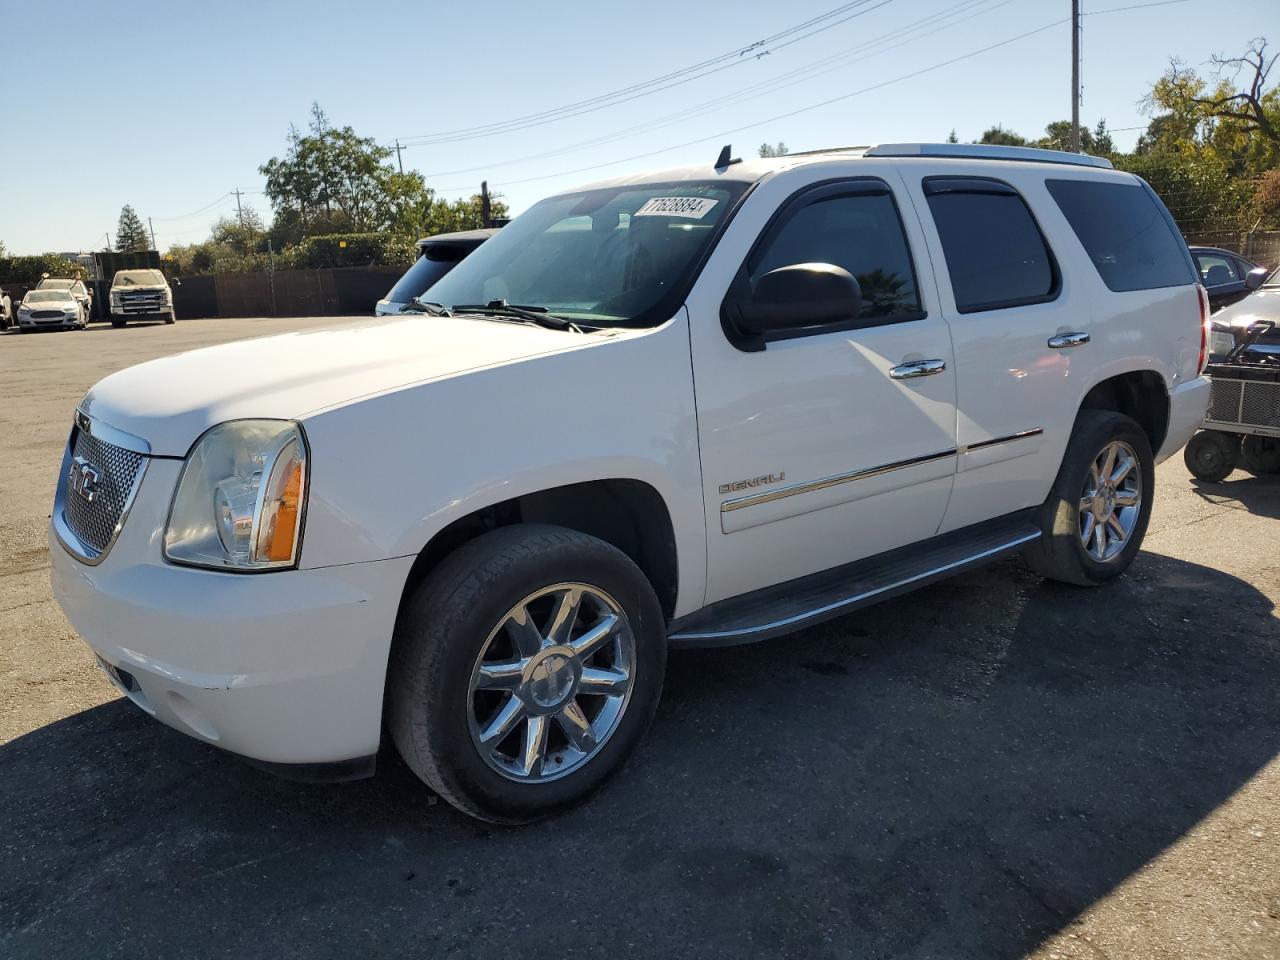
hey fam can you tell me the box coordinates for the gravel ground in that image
[1,317,1278,959]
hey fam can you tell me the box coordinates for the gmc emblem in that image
[69,456,103,503]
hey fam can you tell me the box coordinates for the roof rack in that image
[863,142,1113,169]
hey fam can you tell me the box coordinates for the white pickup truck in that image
[51,143,1210,823]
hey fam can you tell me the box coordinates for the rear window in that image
[1046,179,1195,292]
[387,251,465,303]
[924,178,1057,313]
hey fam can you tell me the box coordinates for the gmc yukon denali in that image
[50,144,1212,822]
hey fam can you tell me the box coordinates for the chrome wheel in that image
[1079,439,1141,563]
[467,583,636,783]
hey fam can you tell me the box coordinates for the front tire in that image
[388,525,666,823]
[110,316,125,328]
[164,311,176,325]
[1026,410,1154,586]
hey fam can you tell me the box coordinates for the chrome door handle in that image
[889,358,946,380]
[1048,331,1090,349]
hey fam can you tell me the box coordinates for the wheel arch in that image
[394,478,681,626]
[1077,370,1170,454]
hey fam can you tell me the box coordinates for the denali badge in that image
[719,472,785,495]
[69,456,103,503]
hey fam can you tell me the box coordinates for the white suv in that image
[50,144,1211,822]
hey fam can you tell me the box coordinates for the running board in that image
[668,511,1040,647]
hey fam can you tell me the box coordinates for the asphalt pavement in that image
[1,317,1278,959]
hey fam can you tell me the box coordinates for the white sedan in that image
[16,289,89,332]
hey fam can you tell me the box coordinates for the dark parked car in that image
[1190,245,1270,312]
[375,228,500,316]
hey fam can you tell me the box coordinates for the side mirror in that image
[1245,267,1268,291]
[727,263,862,348]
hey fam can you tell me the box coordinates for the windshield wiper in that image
[452,301,579,332]
[400,297,451,316]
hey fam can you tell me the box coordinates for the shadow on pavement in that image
[1192,473,1280,520]
[2,552,1277,959]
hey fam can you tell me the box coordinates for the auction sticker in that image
[633,197,719,219]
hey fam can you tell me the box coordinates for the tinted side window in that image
[1194,253,1239,286]
[924,179,1057,313]
[1046,179,1195,292]
[749,188,923,322]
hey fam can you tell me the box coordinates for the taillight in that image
[1195,283,1211,375]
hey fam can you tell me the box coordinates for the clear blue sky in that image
[2,0,1269,255]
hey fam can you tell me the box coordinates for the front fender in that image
[297,312,708,617]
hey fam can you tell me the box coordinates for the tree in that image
[211,207,267,256]
[758,142,789,158]
[946,129,959,143]
[115,205,150,252]
[261,103,411,233]
[978,125,1026,146]
[1142,38,1279,174]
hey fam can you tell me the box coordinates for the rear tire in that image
[1184,429,1238,482]
[1025,410,1154,586]
[164,312,176,325]
[1240,435,1280,475]
[388,525,666,824]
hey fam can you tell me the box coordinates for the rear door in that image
[896,165,1097,533]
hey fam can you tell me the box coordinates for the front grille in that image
[1208,379,1243,421]
[31,310,66,319]
[1240,380,1280,429]
[1207,377,1280,430]
[62,427,146,556]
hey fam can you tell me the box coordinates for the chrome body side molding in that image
[720,448,957,514]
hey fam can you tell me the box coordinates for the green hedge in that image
[0,254,88,284]
[277,233,417,270]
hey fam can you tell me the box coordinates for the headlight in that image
[1209,330,1237,357]
[164,420,308,571]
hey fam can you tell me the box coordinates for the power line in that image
[442,15,1071,193]
[396,0,896,147]
[151,193,233,222]
[422,0,1014,181]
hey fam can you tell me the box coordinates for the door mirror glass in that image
[1245,266,1268,291]
[735,263,863,336]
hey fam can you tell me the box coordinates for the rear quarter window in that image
[1045,179,1195,292]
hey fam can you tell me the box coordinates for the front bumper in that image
[50,458,414,766]
[1157,375,1212,462]
[18,314,80,328]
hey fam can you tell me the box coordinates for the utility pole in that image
[481,180,491,228]
[1070,0,1081,153]
[394,140,404,174]
[106,231,113,252]
[232,188,245,225]
[148,217,158,251]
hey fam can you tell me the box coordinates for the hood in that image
[81,314,591,456]
[23,297,77,309]
[112,284,168,293]
[1213,288,1280,331]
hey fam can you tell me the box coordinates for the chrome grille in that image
[62,428,145,556]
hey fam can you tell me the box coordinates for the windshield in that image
[26,290,71,303]
[114,269,165,286]
[426,180,748,327]
[1265,266,1280,288]
[387,249,469,304]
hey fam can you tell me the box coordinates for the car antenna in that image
[714,144,741,170]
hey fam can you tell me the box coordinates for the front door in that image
[686,174,958,605]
